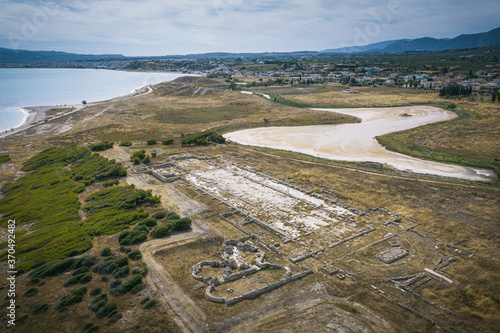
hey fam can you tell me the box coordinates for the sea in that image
[0,68,188,132]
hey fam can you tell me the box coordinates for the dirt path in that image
[139,220,210,333]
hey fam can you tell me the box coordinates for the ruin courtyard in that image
[126,150,493,332]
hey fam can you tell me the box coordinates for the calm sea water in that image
[0,68,187,132]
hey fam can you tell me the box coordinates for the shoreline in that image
[0,70,199,139]
[0,84,154,139]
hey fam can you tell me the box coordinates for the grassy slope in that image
[0,147,158,270]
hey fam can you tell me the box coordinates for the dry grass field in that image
[0,77,498,332]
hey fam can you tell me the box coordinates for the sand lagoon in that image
[224,106,496,182]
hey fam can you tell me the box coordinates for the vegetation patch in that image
[0,146,135,269]
[130,150,151,164]
[0,154,11,163]
[110,274,143,295]
[162,138,174,145]
[55,286,87,312]
[83,185,159,236]
[128,250,142,260]
[118,224,150,246]
[151,216,191,238]
[23,287,39,297]
[71,153,126,186]
[143,299,157,309]
[89,141,114,151]
[30,256,94,279]
[137,217,158,228]
[181,130,225,146]
[32,303,50,314]
[103,179,120,187]
[119,141,133,147]
[93,256,128,275]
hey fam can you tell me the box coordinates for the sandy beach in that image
[0,84,153,139]
[224,106,497,182]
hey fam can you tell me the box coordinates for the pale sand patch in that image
[224,106,496,182]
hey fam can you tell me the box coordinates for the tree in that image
[493,93,497,102]
[82,100,87,105]
[228,82,237,90]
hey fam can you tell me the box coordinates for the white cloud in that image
[0,0,498,55]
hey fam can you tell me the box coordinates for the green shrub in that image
[0,154,11,164]
[83,323,94,330]
[27,278,40,285]
[23,287,38,297]
[111,275,142,295]
[55,287,87,311]
[146,139,157,145]
[107,313,122,325]
[79,273,93,284]
[90,288,102,296]
[130,284,144,294]
[30,258,77,278]
[181,130,225,146]
[32,303,49,314]
[96,303,117,318]
[90,293,107,307]
[93,257,128,275]
[119,141,132,147]
[137,217,157,228]
[133,157,141,165]
[140,297,150,305]
[119,246,132,253]
[73,266,90,276]
[63,275,83,287]
[162,138,174,145]
[132,263,148,276]
[131,150,146,161]
[15,314,28,324]
[150,223,172,238]
[166,212,180,221]
[113,266,130,279]
[101,247,112,257]
[170,217,192,231]
[86,325,99,333]
[89,141,114,151]
[143,299,157,309]
[152,211,167,219]
[119,225,149,246]
[128,250,142,260]
[103,179,120,187]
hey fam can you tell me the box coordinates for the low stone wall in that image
[205,266,313,306]
[289,248,325,264]
[328,226,376,248]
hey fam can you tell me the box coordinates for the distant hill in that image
[0,48,126,63]
[321,27,500,53]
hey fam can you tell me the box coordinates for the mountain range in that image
[0,27,499,63]
[321,27,500,53]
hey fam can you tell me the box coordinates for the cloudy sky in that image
[1,0,499,56]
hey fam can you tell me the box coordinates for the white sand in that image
[224,106,496,182]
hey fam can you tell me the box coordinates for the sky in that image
[0,0,499,56]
